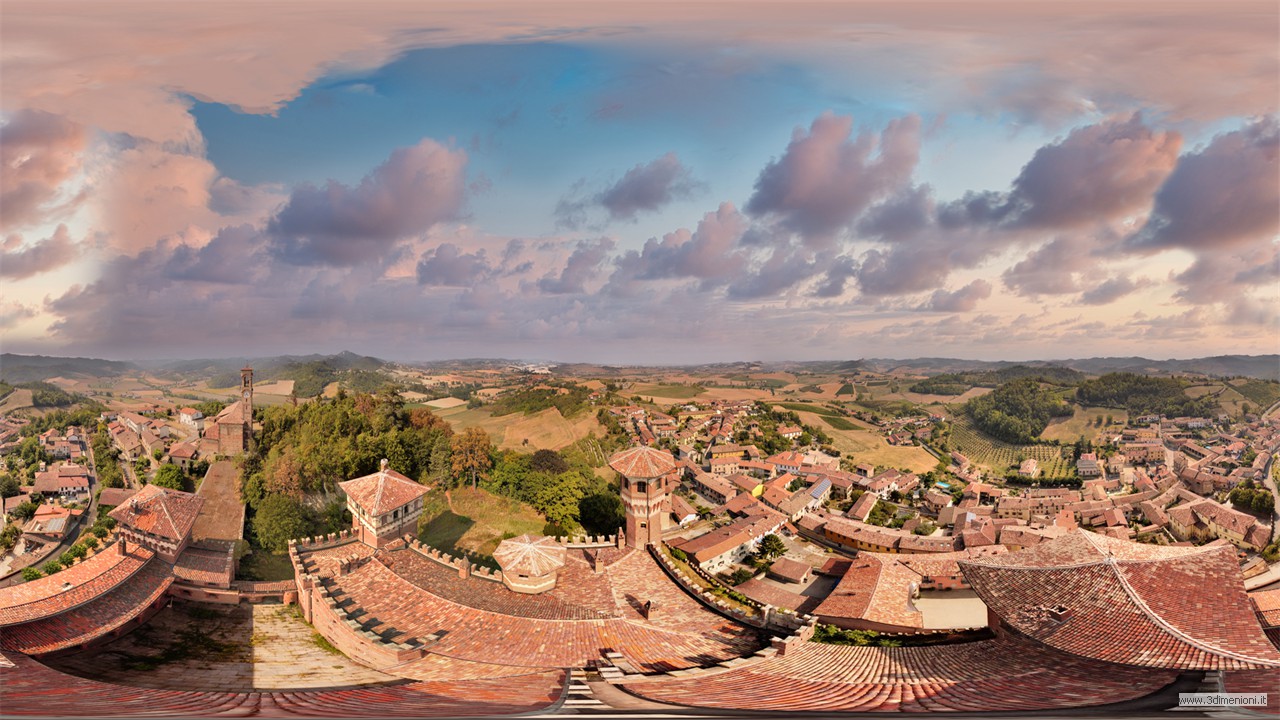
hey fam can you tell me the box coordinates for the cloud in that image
[0,110,87,229]
[1078,275,1149,305]
[599,153,701,220]
[0,225,78,280]
[1126,117,1279,252]
[726,245,820,300]
[556,153,702,228]
[0,300,38,330]
[1001,235,1097,296]
[1002,114,1181,229]
[163,225,268,284]
[921,279,993,312]
[416,243,493,287]
[812,255,859,298]
[270,139,468,265]
[607,202,748,293]
[537,238,615,294]
[940,115,1181,231]
[746,112,920,245]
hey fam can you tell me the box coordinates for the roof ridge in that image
[1105,550,1280,668]
[155,488,178,539]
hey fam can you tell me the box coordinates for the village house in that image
[668,508,787,572]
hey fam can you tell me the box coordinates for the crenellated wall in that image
[304,576,431,670]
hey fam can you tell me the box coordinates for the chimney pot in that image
[380,458,389,473]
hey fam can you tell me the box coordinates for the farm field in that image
[0,389,34,415]
[1041,407,1128,443]
[949,413,1074,478]
[418,486,547,559]
[630,383,706,400]
[436,406,604,451]
[784,408,938,473]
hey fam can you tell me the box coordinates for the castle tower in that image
[608,446,676,548]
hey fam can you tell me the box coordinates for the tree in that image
[41,560,62,575]
[151,464,185,490]
[530,449,569,475]
[451,427,493,489]
[253,494,311,552]
[9,501,39,522]
[579,492,625,535]
[756,533,786,561]
[0,475,20,499]
[21,567,42,582]
[152,447,164,461]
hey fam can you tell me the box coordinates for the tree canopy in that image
[965,377,1073,444]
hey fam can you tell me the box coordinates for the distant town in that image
[0,352,1277,716]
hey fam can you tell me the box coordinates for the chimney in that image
[380,458,389,474]
[117,538,128,556]
[458,558,471,580]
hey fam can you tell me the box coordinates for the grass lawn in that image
[418,486,547,559]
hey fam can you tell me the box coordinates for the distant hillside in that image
[910,364,1085,394]
[857,355,1279,382]
[154,351,397,398]
[1057,355,1280,382]
[0,353,136,383]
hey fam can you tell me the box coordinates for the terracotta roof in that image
[214,400,249,424]
[960,531,1280,670]
[108,484,204,542]
[493,534,567,577]
[1249,587,1280,628]
[0,544,155,626]
[812,552,924,629]
[608,446,676,478]
[96,487,138,508]
[767,556,811,584]
[338,461,428,516]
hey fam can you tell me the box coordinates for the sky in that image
[1,1,1277,365]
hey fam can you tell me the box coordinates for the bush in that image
[21,567,43,582]
[670,547,688,562]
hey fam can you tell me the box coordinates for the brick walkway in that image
[47,603,398,691]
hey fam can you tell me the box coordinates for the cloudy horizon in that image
[2,2,1277,364]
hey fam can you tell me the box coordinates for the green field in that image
[775,402,844,418]
[822,416,858,431]
[1040,406,1127,443]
